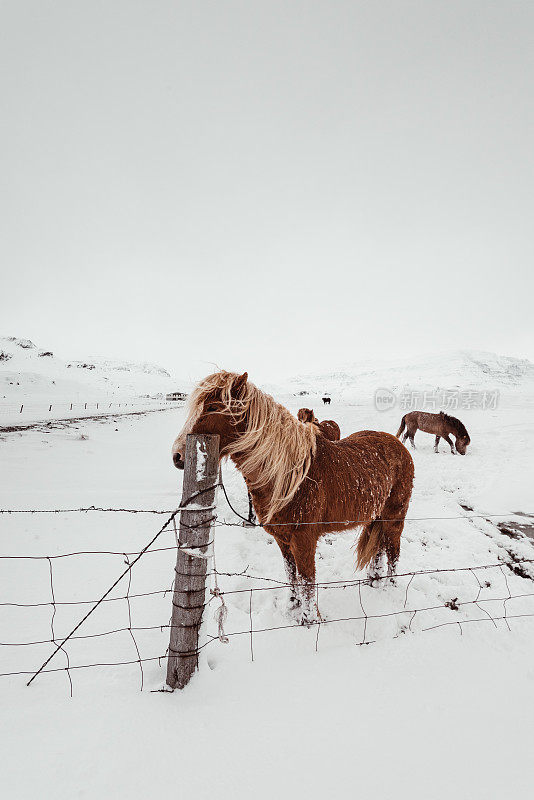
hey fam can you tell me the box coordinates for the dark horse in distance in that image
[172,371,414,623]
[396,411,471,455]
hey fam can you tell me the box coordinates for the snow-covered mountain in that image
[282,350,534,402]
[0,336,183,401]
[3,337,532,409]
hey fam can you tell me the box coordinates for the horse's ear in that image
[232,372,248,395]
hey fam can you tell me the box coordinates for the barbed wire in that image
[1,507,531,524]
[0,508,172,515]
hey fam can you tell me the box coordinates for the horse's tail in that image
[356,520,384,570]
[396,415,406,438]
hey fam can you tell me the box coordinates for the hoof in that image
[299,615,318,628]
[299,606,323,627]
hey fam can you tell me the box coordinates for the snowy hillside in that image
[0,335,185,403]
[285,350,534,402]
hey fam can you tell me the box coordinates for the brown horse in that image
[297,408,341,441]
[172,371,414,623]
[396,411,471,455]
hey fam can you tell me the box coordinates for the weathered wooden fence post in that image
[167,433,220,690]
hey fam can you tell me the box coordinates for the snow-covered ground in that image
[1,353,533,799]
[0,335,188,425]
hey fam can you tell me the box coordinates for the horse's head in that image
[297,408,316,424]
[171,371,249,469]
[455,434,471,455]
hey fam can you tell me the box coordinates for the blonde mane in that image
[182,371,317,522]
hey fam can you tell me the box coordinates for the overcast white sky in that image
[1,1,533,382]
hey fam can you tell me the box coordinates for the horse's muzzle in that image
[173,452,185,469]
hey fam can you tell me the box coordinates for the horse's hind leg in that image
[384,523,403,578]
[380,484,411,580]
[368,548,386,584]
[403,425,416,449]
[357,521,387,583]
[434,435,440,453]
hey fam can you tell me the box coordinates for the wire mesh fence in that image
[1,501,533,696]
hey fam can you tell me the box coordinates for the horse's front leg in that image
[443,434,456,454]
[273,536,300,612]
[291,535,322,626]
[434,435,440,453]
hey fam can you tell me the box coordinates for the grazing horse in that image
[172,371,414,623]
[396,411,471,455]
[322,396,331,405]
[297,408,341,441]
